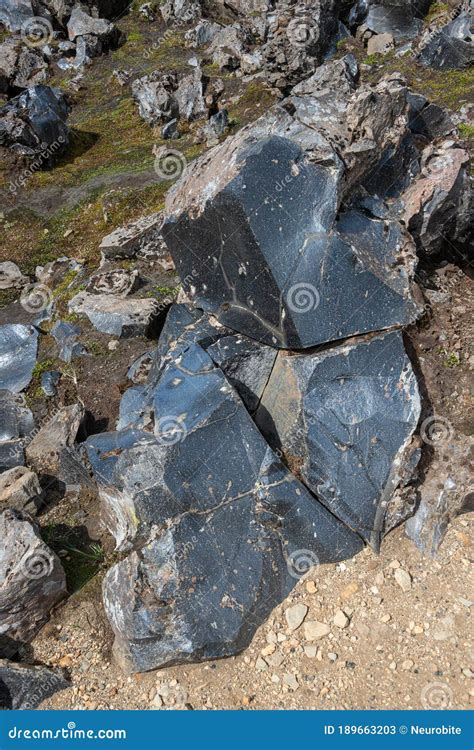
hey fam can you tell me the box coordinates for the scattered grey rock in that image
[0,659,70,710]
[173,65,208,122]
[25,403,84,475]
[0,85,70,163]
[260,0,339,89]
[0,324,38,393]
[419,11,474,71]
[0,261,28,290]
[367,31,394,55]
[402,141,471,259]
[185,20,222,48]
[162,118,179,139]
[0,38,48,95]
[131,71,179,126]
[0,466,42,514]
[160,0,201,24]
[51,320,88,363]
[0,0,34,32]
[67,7,123,54]
[127,351,153,384]
[87,268,139,297]
[257,331,421,549]
[68,292,161,337]
[198,109,229,144]
[304,620,330,641]
[0,390,34,473]
[0,509,66,658]
[285,603,308,631]
[40,370,61,397]
[406,438,474,556]
[394,567,412,592]
[100,213,171,262]
[208,23,248,71]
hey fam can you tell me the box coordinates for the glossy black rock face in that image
[87,342,363,671]
[0,659,69,710]
[0,85,70,162]
[0,325,38,393]
[164,135,419,349]
[419,12,474,71]
[256,331,421,550]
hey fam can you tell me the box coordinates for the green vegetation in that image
[424,2,449,26]
[42,524,105,593]
[458,122,474,141]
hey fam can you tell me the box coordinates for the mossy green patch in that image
[41,524,104,593]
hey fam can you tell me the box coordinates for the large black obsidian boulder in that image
[0,85,70,163]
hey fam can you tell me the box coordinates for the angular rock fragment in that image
[0,324,38,393]
[406,438,473,556]
[260,0,339,89]
[362,4,423,40]
[0,659,69,710]
[132,66,209,126]
[0,38,48,95]
[149,303,277,413]
[402,142,471,259]
[51,320,88,363]
[0,85,70,163]
[68,292,161,337]
[163,61,421,349]
[131,71,179,126]
[100,213,170,262]
[0,465,42,514]
[0,390,34,472]
[0,509,66,658]
[87,268,139,297]
[0,0,34,32]
[208,23,248,71]
[0,261,28,290]
[185,20,221,48]
[160,0,202,24]
[26,403,84,475]
[40,370,60,397]
[256,331,421,549]
[127,351,153,384]
[89,343,363,671]
[407,92,455,141]
[418,11,474,71]
[66,6,124,63]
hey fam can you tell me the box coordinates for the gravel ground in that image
[33,517,473,711]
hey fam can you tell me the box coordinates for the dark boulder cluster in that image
[78,56,471,673]
[0,0,127,164]
[0,317,79,707]
[0,0,472,702]
[0,84,70,161]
